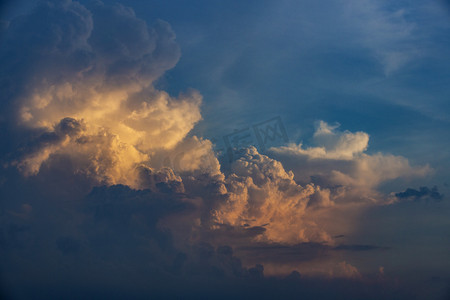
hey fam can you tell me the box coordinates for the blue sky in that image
[1,0,449,299]
[102,0,450,167]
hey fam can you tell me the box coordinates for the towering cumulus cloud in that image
[208,122,429,246]
[0,0,202,188]
[0,1,431,298]
[212,147,332,244]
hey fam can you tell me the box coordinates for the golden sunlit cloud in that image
[0,1,435,289]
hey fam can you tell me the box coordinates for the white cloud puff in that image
[269,121,430,199]
[286,121,369,160]
[212,147,332,244]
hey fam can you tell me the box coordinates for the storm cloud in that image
[0,0,444,299]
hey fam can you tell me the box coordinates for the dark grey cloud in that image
[236,242,389,266]
[0,0,92,115]
[9,118,84,165]
[0,166,414,299]
[0,183,289,299]
[236,242,331,265]
[395,186,444,202]
[333,244,389,252]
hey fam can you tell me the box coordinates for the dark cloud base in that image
[0,182,429,300]
[1,263,416,300]
[1,279,417,300]
[396,186,444,202]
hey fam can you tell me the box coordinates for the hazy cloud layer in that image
[340,0,420,75]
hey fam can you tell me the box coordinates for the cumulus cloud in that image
[270,121,430,201]
[0,3,244,296]
[12,117,148,189]
[307,121,369,160]
[0,1,437,298]
[0,0,430,253]
[0,0,205,188]
[212,147,332,244]
[150,136,222,177]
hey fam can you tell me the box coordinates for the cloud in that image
[269,121,430,199]
[330,261,361,279]
[0,1,439,298]
[0,183,279,298]
[212,146,333,244]
[233,241,388,279]
[341,0,419,74]
[0,0,203,188]
[149,135,222,177]
[12,117,149,188]
[333,244,388,252]
[0,182,412,299]
[284,120,370,160]
[395,186,444,202]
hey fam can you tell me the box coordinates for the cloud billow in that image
[0,1,435,298]
[0,0,203,187]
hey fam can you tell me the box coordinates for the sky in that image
[0,0,449,299]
